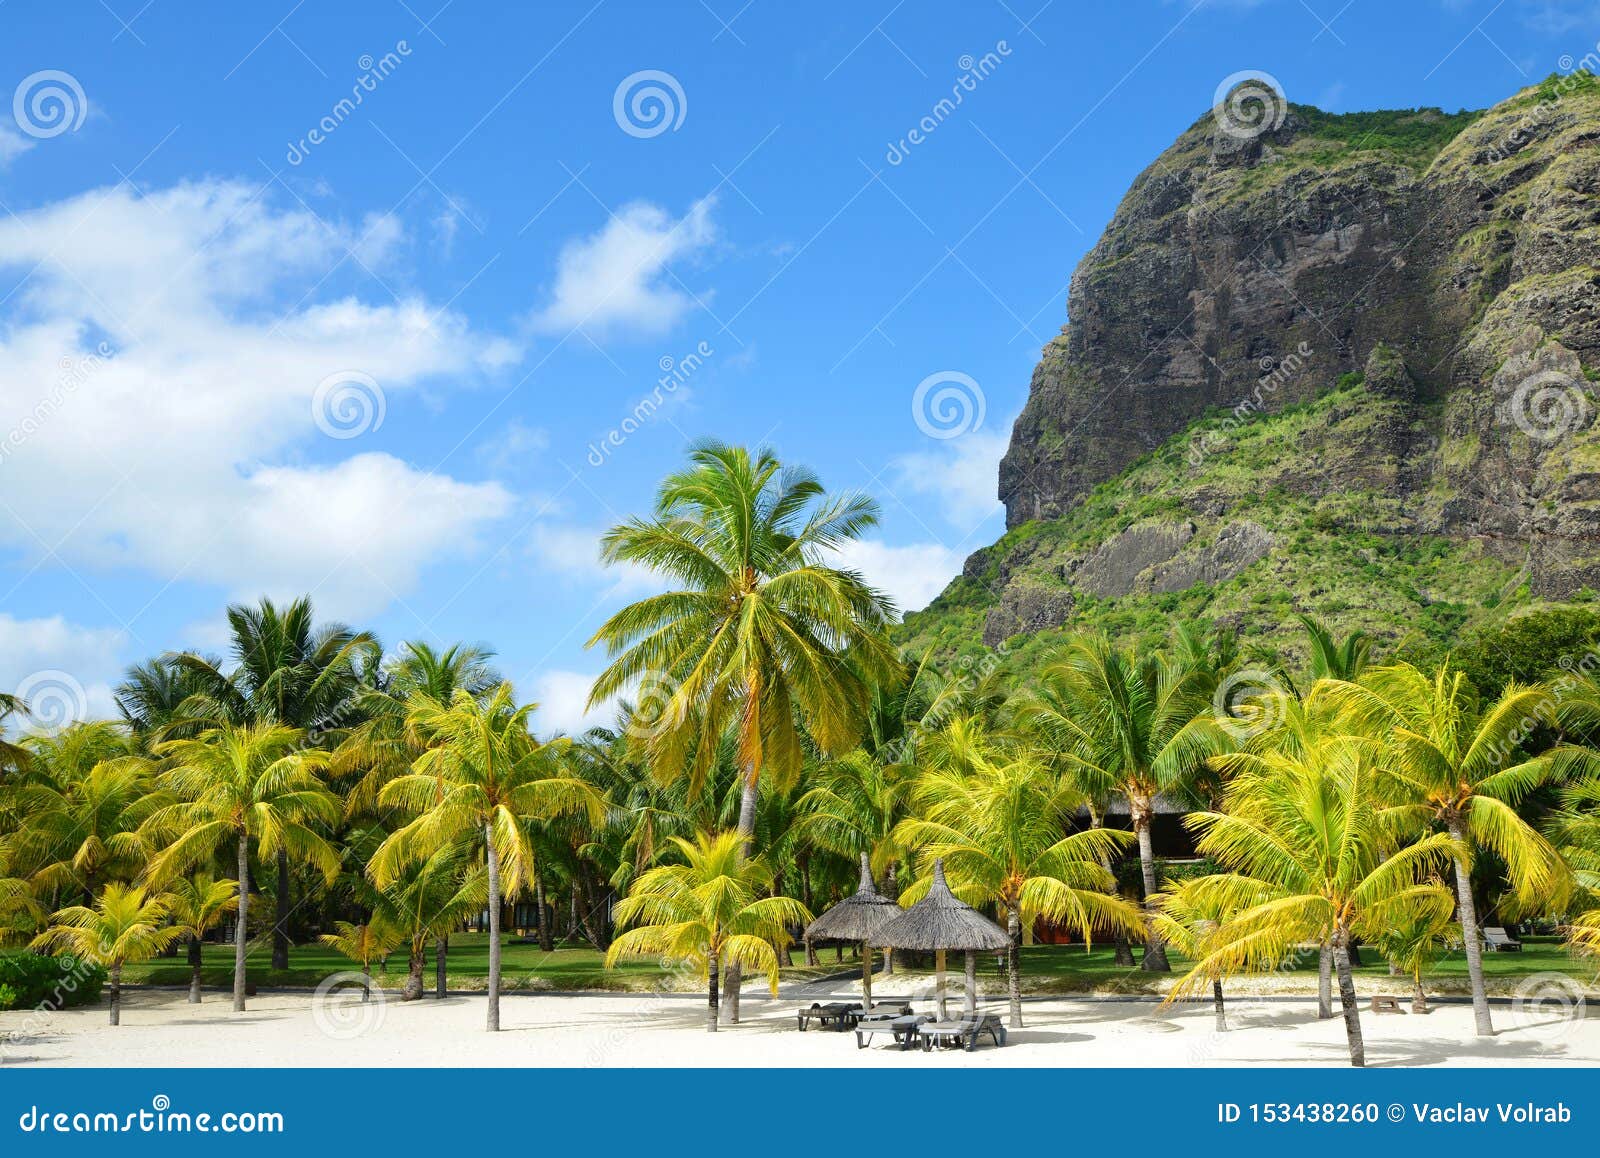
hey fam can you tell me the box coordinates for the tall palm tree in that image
[369,685,604,1031]
[1031,636,1228,970]
[319,919,401,994]
[142,721,342,1011]
[1319,662,1582,1035]
[604,830,810,1032]
[162,873,239,1003]
[585,441,898,1021]
[32,884,185,1025]
[170,596,374,969]
[794,750,913,887]
[894,717,1143,1027]
[1171,736,1460,1066]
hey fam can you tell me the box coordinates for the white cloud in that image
[0,179,516,619]
[530,669,610,737]
[0,614,124,725]
[890,428,1009,528]
[531,198,716,337]
[0,125,34,166]
[831,539,962,616]
[477,418,549,475]
[526,523,660,596]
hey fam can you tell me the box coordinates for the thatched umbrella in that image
[874,858,1009,1019]
[802,853,901,1007]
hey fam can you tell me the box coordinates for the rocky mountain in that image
[902,74,1600,667]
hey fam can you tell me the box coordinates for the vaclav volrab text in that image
[1412,1103,1571,1124]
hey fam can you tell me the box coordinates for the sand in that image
[3,981,1597,1067]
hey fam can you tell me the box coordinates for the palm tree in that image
[162,873,239,1003]
[319,919,401,995]
[375,844,488,1001]
[894,717,1144,1027]
[142,721,342,1012]
[794,750,913,890]
[1031,636,1228,970]
[1171,736,1459,1066]
[1373,892,1456,1014]
[170,596,374,969]
[9,722,155,901]
[604,830,811,1032]
[1319,662,1582,1035]
[32,884,185,1025]
[585,441,898,1020]
[1152,874,1270,1032]
[369,685,604,1031]
[1296,614,1371,683]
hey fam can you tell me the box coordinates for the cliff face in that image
[903,76,1600,665]
[998,76,1600,595]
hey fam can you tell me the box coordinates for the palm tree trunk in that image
[484,822,502,1032]
[1332,939,1365,1067]
[721,769,760,1025]
[435,934,448,998]
[535,874,553,952]
[1132,800,1169,971]
[1412,976,1428,1014]
[188,935,203,1003]
[1213,980,1227,1032]
[706,946,720,1032]
[1006,905,1023,1029]
[404,945,425,1001]
[1318,942,1333,1018]
[805,937,818,966]
[272,849,290,971]
[234,832,249,1013]
[1448,818,1494,1036]
[1092,807,1135,968]
[108,962,122,1026]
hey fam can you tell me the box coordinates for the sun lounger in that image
[915,1011,1007,1052]
[1483,926,1523,952]
[854,1013,931,1050]
[796,1001,862,1031]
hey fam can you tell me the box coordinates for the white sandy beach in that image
[3,984,1596,1068]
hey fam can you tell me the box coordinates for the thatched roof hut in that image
[802,853,901,1006]
[874,858,1009,1019]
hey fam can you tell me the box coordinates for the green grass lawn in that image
[124,934,840,992]
[122,935,1598,995]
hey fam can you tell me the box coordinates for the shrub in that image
[0,951,107,1010]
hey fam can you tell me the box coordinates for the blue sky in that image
[0,0,1595,735]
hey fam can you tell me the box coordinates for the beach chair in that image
[1482,927,1523,953]
[915,1011,1008,1052]
[854,1013,931,1050]
[796,1001,862,1031]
